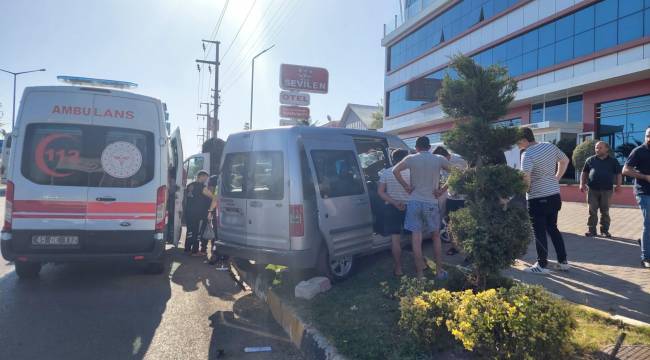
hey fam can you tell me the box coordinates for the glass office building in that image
[382,0,650,165]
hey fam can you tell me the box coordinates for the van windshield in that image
[22,123,155,188]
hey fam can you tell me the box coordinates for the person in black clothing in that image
[580,141,622,238]
[622,128,650,269]
[184,170,214,256]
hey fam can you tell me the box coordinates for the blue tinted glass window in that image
[479,49,493,67]
[522,50,538,73]
[555,37,574,63]
[574,29,595,58]
[545,98,567,122]
[595,0,618,26]
[538,22,556,47]
[555,15,574,41]
[506,55,523,77]
[538,44,555,69]
[568,96,583,123]
[620,0,644,17]
[619,12,644,44]
[531,103,544,123]
[492,43,507,64]
[646,10,650,36]
[647,0,650,8]
[483,0,495,19]
[595,21,618,51]
[493,0,509,14]
[574,6,595,33]
[506,37,523,58]
[522,30,538,53]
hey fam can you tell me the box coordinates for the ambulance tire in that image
[15,262,41,279]
[144,261,165,275]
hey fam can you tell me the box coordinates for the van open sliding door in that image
[303,136,374,259]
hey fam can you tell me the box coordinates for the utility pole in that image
[196,40,220,139]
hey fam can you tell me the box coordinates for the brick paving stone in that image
[437,202,650,324]
[601,345,650,360]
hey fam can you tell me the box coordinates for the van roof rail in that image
[57,76,138,89]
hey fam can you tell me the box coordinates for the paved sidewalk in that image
[442,202,650,324]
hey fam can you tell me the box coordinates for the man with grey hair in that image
[580,141,622,238]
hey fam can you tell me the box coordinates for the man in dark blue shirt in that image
[622,128,650,269]
[580,141,622,238]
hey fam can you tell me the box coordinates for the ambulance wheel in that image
[15,262,41,279]
[144,261,165,275]
[316,243,354,282]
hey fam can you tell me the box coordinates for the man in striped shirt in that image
[517,128,570,274]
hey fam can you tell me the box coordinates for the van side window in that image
[250,152,283,200]
[311,150,365,199]
[21,124,154,188]
[222,153,247,198]
[355,139,389,182]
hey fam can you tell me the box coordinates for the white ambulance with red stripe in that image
[1,77,184,278]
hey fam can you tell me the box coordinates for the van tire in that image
[15,262,41,279]
[144,261,165,275]
[315,243,354,282]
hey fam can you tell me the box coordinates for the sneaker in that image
[524,262,550,274]
[584,231,596,237]
[601,230,612,238]
[435,270,448,280]
[643,260,650,269]
[556,261,570,272]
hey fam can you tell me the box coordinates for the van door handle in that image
[96,196,116,202]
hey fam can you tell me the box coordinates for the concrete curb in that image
[230,263,346,360]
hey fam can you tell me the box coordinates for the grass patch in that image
[272,251,650,359]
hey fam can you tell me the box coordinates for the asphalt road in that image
[0,198,303,360]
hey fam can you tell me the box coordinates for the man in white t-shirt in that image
[378,148,410,276]
[393,136,451,279]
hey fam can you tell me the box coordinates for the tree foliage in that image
[571,140,595,172]
[440,55,531,288]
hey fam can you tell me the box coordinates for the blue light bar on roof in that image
[57,76,138,89]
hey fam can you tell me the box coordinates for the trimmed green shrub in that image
[439,55,532,288]
[572,140,595,173]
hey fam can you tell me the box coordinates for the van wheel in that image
[316,244,354,282]
[144,261,165,275]
[15,262,41,279]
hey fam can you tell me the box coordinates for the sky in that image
[0,0,401,155]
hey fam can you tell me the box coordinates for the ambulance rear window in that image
[22,124,155,188]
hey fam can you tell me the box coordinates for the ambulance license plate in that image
[32,235,79,246]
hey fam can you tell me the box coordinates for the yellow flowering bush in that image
[399,285,576,359]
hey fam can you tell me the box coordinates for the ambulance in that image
[0,76,185,278]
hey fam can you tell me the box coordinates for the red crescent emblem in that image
[35,133,75,178]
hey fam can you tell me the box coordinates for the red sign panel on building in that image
[280,64,329,94]
[279,105,310,119]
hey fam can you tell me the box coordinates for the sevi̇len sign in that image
[280,64,328,94]
[279,91,310,106]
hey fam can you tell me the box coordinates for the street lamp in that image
[249,45,275,130]
[0,68,46,129]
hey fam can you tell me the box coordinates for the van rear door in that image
[219,135,253,246]
[84,95,159,252]
[245,133,288,250]
[304,136,374,258]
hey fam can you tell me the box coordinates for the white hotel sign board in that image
[279,91,310,106]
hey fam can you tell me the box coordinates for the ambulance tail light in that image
[3,181,14,232]
[289,204,304,237]
[155,185,167,232]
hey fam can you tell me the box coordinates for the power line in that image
[221,0,298,87]
[220,0,290,78]
[203,0,230,61]
[218,0,277,68]
[221,0,301,92]
[220,0,258,61]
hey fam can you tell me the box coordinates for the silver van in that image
[215,127,409,280]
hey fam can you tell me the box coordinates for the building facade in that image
[382,0,650,158]
[338,103,382,130]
